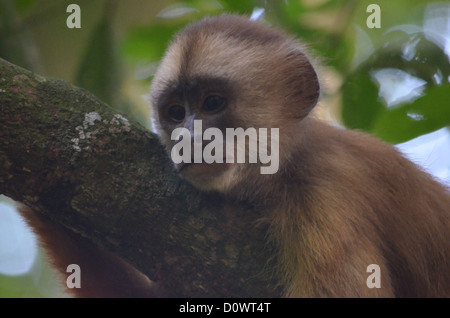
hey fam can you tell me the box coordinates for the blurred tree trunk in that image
[0,58,279,297]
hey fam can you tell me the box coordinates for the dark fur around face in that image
[151,15,319,132]
[150,14,450,297]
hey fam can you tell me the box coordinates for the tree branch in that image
[0,58,279,297]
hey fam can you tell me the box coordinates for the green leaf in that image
[0,0,42,72]
[341,29,450,143]
[75,5,145,124]
[219,0,259,14]
[372,84,450,143]
[13,0,36,13]
[342,72,385,131]
[75,16,120,106]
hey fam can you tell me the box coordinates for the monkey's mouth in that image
[176,161,231,175]
[177,162,195,173]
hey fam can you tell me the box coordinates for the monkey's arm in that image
[281,121,450,297]
[273,173,395,297]
[18,206,159,297]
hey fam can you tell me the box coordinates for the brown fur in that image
[151,15,450,297]
[18,206,160,297]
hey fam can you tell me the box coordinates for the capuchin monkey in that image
[18,14,449,298]
[150,14,450,297]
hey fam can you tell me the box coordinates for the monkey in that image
[149,14,450,297]
[14,14,449,298]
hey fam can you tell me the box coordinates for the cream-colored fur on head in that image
[150,14,320,134]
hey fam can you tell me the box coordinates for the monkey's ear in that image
[283,51,320,120]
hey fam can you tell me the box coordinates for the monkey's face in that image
[152,75,244,192]
[149,15,320,193]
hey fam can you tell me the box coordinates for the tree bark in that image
[0,58,279,297]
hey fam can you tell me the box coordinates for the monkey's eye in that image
[167,105,185,122]
[202,95,226,113]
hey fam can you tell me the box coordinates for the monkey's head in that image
[150,14,320,193]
